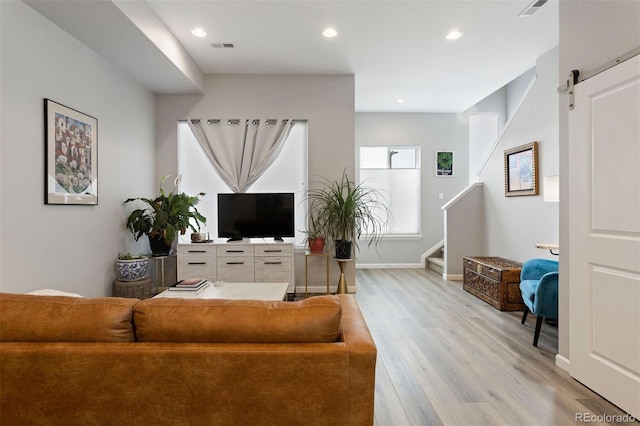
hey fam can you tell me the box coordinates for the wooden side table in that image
[304,251,331,298]
[112,277,152,299]
[335,258,353,294]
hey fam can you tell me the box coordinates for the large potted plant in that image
[306,170,389,259]
[124,175,206,256]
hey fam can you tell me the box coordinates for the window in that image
[359,146,420,236]
[178,121,308,245]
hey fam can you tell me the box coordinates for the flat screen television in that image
[217,193,294,241]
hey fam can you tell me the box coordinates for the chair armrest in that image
[533,271,559,319]
[521,259,559,281]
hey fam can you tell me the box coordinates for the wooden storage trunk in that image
[463,256,525,311]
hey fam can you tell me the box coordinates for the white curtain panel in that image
[187,119,294,193]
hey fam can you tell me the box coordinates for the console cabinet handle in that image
[226,250,245,253]
[226,262,244,265]
[187,250,206,253]
[188,262,206,265]
[264,250,282,253]
[264,261,283,265]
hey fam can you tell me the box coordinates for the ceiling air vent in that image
[211,43,235,48]
[519,0,548,17]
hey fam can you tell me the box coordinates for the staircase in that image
[425,245,444,274]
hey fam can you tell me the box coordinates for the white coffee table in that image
[154,282,289,301]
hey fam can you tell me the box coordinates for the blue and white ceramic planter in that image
[115,257,149,281]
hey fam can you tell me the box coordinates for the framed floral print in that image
[44,99,98,205]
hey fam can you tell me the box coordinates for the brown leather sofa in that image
[0,292,376,425]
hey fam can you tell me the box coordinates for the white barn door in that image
[569,54,640,418]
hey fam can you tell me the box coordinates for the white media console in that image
[177,241,295,294]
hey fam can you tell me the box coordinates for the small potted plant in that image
[124,175,206,256]
[115,253,149,281]
[304,212,326,253]
[305,170,389,259]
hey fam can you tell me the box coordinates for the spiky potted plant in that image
[305,170,389,259]
[124,175,206,256]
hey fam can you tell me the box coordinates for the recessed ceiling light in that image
[395,98,406,104]
[191,28,207,38]
[446,30,463,40]
[322,27,338,38]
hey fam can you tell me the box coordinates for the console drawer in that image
[255,256,291,282]
[255,244,292,257]
[217,245,254,257]
[177,245,216,280]
[178,259,217,281]
[178,245,214,261]
[217,256,254,282]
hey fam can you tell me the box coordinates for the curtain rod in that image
[180,119,306,124]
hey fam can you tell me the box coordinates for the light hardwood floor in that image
[352,268,631,426]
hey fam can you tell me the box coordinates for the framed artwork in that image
[436,151,454,177]
[44,99,98,205]
[504,141,538,197]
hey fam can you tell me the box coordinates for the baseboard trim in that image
[356,263,423,269]
[296,286,330,296]
[555,354,570,372]
[294,285,356,295]
[443,273,463,281]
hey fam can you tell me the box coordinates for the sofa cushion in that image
[134,295,342,343]
[0,293,138,342]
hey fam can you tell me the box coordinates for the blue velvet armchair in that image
[519,258,559,347]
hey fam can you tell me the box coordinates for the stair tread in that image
[428,257,444,266]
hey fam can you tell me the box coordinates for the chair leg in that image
[533,316,544,347]
[521,307,529,325]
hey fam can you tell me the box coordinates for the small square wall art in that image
[436,151,454,177]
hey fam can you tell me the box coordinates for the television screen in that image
[217,193,295,240]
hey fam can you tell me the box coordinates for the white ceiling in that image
[26,0,559,113]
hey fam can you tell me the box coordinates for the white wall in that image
[443,183,485,277]
[467,67,536,182]
[467,85,508,133]
[155,74,356,292]
[468,112,498,182]
[354,113,469,265]
[558,0,640,364]
[477,47,559,263]
[0,2,156,297]
[506,67,536,119]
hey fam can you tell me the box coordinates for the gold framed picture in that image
[504,142,538,197]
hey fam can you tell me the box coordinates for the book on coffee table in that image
[175,278,206,287]
[169,278,208,291]
[168,283,208,292]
